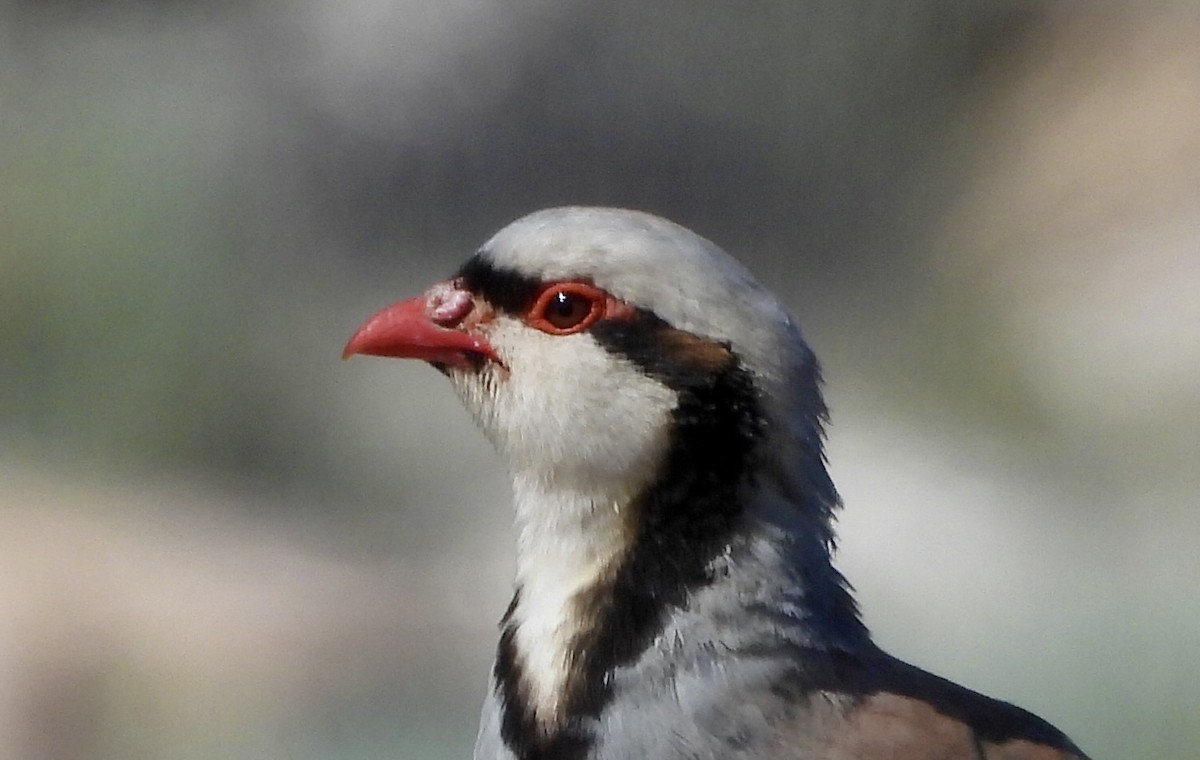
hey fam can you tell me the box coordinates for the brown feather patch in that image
[655,326,735,373]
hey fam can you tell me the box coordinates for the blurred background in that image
[2,1,1197,758]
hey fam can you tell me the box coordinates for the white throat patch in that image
[508,477,634,725]
[447,319,678,726]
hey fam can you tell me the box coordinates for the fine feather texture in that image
[352,207,1091,760]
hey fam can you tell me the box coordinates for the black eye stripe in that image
[455,256,540,314]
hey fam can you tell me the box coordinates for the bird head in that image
[343,208,1086,760]
[344,207,838,545]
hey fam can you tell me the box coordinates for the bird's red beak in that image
[342,280,501,369]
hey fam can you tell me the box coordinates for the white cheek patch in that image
[446,315,680,726]
[472,316,678,488]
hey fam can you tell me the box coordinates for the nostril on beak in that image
[426,281,475,327]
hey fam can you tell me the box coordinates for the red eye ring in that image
[527,282,608,335]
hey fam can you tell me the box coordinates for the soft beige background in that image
[2,3,1197,758]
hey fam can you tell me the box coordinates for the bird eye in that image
[545,291,590,328]
[527,282,607,335]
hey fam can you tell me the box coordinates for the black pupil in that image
[547,292,589,328]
